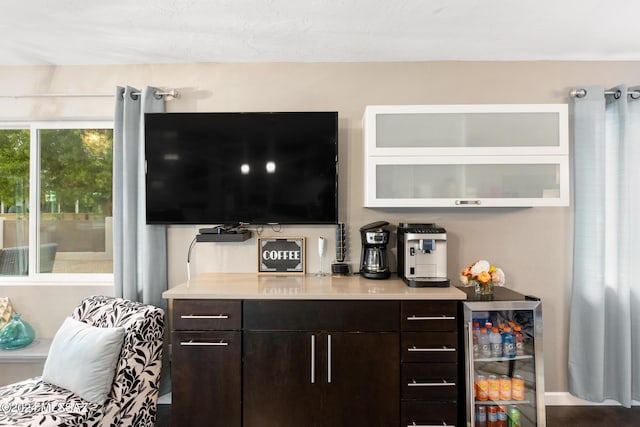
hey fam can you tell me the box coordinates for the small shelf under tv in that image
[196,231,252,243]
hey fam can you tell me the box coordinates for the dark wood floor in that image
[157,405,640,426]
[545,405,640,426]
[156,405,171,427]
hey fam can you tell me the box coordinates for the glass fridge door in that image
[463,300,545,427]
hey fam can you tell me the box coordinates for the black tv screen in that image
[144,112,338,225]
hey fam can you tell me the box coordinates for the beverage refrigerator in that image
[461,287,546,427]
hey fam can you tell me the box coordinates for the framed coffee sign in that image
[257,237,305,275]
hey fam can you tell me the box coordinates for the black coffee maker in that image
[359,221,391,279]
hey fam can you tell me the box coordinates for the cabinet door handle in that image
[455,199,481,205]
[407,315,456,321]
[408,346,455,352]
[465,322,476,427]
[180,314,229,319]
[406,424,454,427]
[180,340,228,346]
[407,380,456,387]
[310,335,316,384]
[327,334,332,384]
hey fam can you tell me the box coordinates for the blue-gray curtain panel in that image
[113,86,167,307]
[569,85,640,407]
[113,86,169,394]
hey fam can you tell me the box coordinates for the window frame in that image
[0,120,114,284]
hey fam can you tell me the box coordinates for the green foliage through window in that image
[40,129,113,216]
[0,129,30,212]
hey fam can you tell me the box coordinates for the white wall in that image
[0,284,113,385]
[2,61,640,392]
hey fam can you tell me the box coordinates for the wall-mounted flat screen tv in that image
[144,112,338,225]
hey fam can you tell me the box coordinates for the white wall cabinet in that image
[363,104,569,207]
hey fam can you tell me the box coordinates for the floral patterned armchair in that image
[0,295,164,426]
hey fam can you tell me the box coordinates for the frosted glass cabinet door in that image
[366,156,569,207]
[362,104,570,207]
[364,104,568,156]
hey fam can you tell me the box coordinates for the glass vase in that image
[0,313,35,350]
[473,280,494,295]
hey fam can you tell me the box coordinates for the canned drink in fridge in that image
[508,406,521,427]
[476,374,489,400]
[488,405,498,426]
[499,375,512,400]
[511,375,525,401]
[476,405,487,427]
[497,405,508,427]
[488,375,500,400]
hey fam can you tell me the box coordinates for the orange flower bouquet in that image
[460,260,505,294]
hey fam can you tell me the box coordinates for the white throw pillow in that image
[42,316,125,404]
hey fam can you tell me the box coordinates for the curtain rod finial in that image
[165,89,179,99]
[570,88,587,98]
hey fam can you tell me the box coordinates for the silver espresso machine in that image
[397,223,450,287]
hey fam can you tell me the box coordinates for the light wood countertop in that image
[163,273,467,300]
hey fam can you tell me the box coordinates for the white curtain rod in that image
[570,88,640,99]
[0,89,179,99]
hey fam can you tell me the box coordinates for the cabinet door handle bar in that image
[181,314,229,319]
[408,381,456,387]
[310,335,316,384]
[408,346,455,352]
[180,340,228,346]
[455,199,481,205]
[407,315,455,321]
[407,424,454,427]
[327,334,332,384]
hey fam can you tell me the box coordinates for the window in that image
[0,122,113,278]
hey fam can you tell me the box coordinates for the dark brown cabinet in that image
[322,332,400,426]
[170,300,242,427]
[243,331,319,427]
[169,297,459,427]
[242,300,400,427]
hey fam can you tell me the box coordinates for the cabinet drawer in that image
[401,401,457,427]
[243,300,399,331]
[173,300,242,330]
[401,301,457,331]
[402,332,457,363]
[402,363,457,400]
[172,331,241,427]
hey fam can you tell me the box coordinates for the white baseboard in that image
[545,392,639,406]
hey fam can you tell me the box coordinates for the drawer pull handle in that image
[407,315,455,321]
[407,423,453,427]
[181,314,230,319]
[180,340,228,346]
[455,199,481,205]
[408,380,456,387]
[408,346,455,352]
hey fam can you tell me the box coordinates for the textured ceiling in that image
[2,0,639,65]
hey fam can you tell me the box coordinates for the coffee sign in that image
[258,237,305,274]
